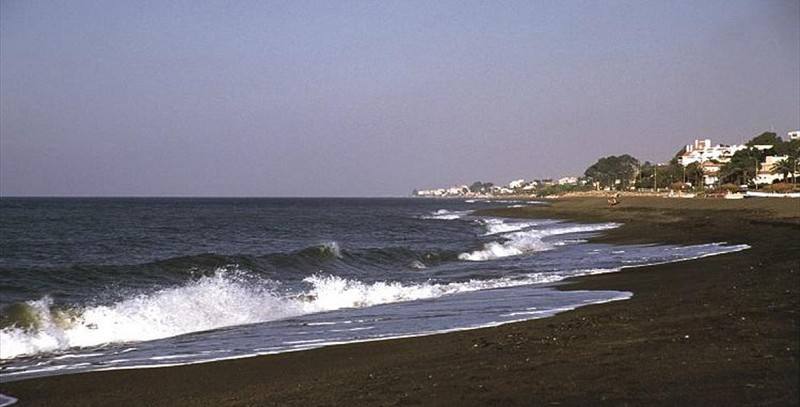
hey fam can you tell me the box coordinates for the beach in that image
[1,197,798,406]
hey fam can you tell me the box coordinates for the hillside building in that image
[679,139,746,167]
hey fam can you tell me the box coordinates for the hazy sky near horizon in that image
[2,0,798,197]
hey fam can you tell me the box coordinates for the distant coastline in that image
[413,130,800,199]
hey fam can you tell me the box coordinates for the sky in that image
[1,0,798,197]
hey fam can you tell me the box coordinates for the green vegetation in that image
[469,181,494,194]
[633,161,685,190]
[746,131,781,147]
[763,183,796,193]
[534,183,592,197]
[720,132,800,186]
[580,130,798,192]
[775,139,800,186]
[583,154,640,190]
[773,158,796,185]
[720,148,763,186]
[416,130,797,197]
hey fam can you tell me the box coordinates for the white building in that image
[754,155,791,185]
[508,179,526,189]
[678,138,752,187]
[557,176,578,185]
[414,184,470,197]
[679,139,746,166]
[699,161,723,186]
[414,188,446,197]
[446,185,470,195]
[788,130,800,140]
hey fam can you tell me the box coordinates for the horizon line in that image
[0,195,418,199]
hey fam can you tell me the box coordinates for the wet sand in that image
[2,197,798,406]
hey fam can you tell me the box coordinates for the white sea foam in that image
[298,273,562,312]
[0,237,751,361]
[460,222,619,261]
[0,271,560,360]
[421,209,470,220]
[0,273,300,359]
[478,218,548,236]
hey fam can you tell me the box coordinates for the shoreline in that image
[0,290,635,384]
[1,197,798,406]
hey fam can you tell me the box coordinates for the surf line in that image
[0,393,18,407]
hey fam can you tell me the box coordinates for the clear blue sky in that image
[2,0,798,196]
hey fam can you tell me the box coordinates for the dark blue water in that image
[0,198,748,381]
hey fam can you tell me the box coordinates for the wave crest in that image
[421,209,471,220]
[0,271,296,359]
[0,270,550,360]
[459,222,619,261]
[0,238,752,361]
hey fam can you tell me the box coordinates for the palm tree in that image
[722,149,761,186]
[773,158,797,185]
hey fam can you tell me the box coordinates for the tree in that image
[660,163,684,189]
[782,139,800,186]
[746,131,781,147]
[775,138,800,157]
[669,147,687,165]
[631,160,685,190]
[772,158,797,185]
[469,181,494,193]
[721,148,763,186]
[685,162,704,188]
[584,154,640,190]
[635,162,655,189]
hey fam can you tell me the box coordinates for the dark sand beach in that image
[2,197,798,406]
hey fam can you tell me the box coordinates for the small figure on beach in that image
[607,193,621,207]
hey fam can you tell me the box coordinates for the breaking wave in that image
[0,238,751,361]
[459,223,619,261]
[421,209,471,220]
[477,218,557,236]
[0,271,559,360]
[0,242,462,294]
[0,211,751,362]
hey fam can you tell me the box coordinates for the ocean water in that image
[0,198,748,381]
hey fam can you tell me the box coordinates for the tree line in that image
[583,132,800,190]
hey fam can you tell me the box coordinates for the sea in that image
[0,198,749,381]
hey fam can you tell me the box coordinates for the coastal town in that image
[413,130,800,199]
